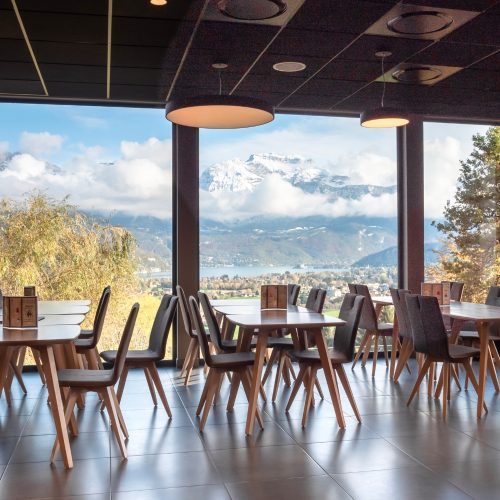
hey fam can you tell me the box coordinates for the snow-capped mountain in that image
[200,153,395,199]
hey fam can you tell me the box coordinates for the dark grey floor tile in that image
[200,421,295,450]
[10,432,111,463]
[428,459,500,500]
[0,437,19,465]
[119,407,193,430]
[111,451,218,492]
[386,427,500,466]
[209,444,324,482]
[265,397,352,421]
[110,426,203,456]
[112,484,230,500]
[430,407,500,434]
[186,402,272,427]
[0,397,40,417]
[226,474,352,500]
[333,464,471,500]
[32,495,110,500]
[305,438,418,474]
[0,458,111,499]
[117,391,183,410]
[0,416,29,438]
[279,415,380,444]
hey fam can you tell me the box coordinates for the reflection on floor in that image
[1,361,500,499]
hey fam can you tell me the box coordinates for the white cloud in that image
[0,141,9,159]
[19,132,64,157]
[72,115,107,129]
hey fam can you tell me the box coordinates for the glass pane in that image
[424,122,497,302]
[200,114,398,329]
[0,103,173,360]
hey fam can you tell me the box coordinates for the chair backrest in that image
[443,281,465,301]
[198,291,224,351]
[261,284,288,309]
[148,294,178,358]
[405,294,450,360]
[347,284,378,330]
[305,287,326,313]
[176,285,195,338]
[111,303,139,385]
[390,288,412,339]
[486,286,500,336]
[287,284,300,305]
[332,293,365,360]
[89,286,111,349]
[189,295,214,368]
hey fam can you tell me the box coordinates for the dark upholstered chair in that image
[286,293,365,427]
[262,287,325,402]
[390,288,413,383]
[447,281,465,302]
[74,286,111,369]
[177,285,204,385]
[189,296,263,432]
[100,294,177,416]
[54,303,139,460]
[405,295,485,418]
[350,284,393,376]
[288,284,300,305]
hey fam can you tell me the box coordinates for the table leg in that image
[245,329,269,435]
[477,321,488,419]
[39,345,73,469]
[390,316,399,379]
[0,346,15,398]
[313,329,346,428]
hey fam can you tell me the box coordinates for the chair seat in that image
[220,339,258,352]
[448,344,480,361]
[78,329,94,339]
[460,330,500,341]
[292,348,349,365]
[211,352,255,369]
[74,338,93,351]
[266,337,294,348]
[375,322,393,335]
[100,349,160,363]
[57,368,114,388]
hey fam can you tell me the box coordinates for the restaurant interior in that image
[0,0,499,499]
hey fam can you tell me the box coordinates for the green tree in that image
[0,194,165,355]
[432,126,499,302]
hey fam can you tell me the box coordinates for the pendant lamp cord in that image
[218,69,223,96]
[381,56,386,108]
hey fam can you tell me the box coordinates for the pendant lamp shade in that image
[360,107,409,128]
[165,95,274,129]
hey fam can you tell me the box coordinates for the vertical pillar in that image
[397,119,424,293]
[172,124,199,368]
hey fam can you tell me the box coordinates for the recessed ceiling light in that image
[387,11,453,35]
[273,61,306,73]
[150,0,167,6]
[217,0,287,21]
[392,66,442,84]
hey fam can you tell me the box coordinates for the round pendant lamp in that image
[360,51,409,128]
[165,63,274,129]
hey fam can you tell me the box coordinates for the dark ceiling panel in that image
[112,46,182,70]
[408,0,498,11]
[42,64,106,84]
[0,39,33,63]
[443,12,500,45]
[0,61,40,80]
[17,0,106,16]
[0,9,24,39]
[113,0,206,21]
[0,79,44,95]
[32,41,105,66]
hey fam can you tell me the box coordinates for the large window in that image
[0,103,173,359]
[199,114,397,313]
[424,122,497,301]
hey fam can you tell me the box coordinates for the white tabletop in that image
[0,324,80,345]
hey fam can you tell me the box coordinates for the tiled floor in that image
[2,360,500,499]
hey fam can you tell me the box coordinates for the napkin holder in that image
[421,282,450,305]
[261,284,288,309]
[2,295,38,327]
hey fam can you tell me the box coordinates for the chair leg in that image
[196,369,214,416]
[32,348,46,385]
[362,334,373,368]
[148,364,172,418]
[241,369,264,430]
[180,338,196,376]
[451,365,462,391]
[199,370,221,432]
[110,386,129,438]
[490,340,500,366]
[286,357,297,381]
[302,366,318,428]
[226,372,241,412]
[103,386,127,459]
[286,365,307,412]
[407,357,431,406]
[282,355,292,388]
[371,335,379,378]
[50,389,78,463]
[394,339,412,383]
[352,332,369,369]
[272,350,286,402]
[382,337,389,367]
[261,348,279,385]
[12,347,28,393]
[336,365,361,423]
[428,362,435,397]
[116,366,129,403]
[442,363,450,418]
[462,360,488,412]
[184,338,199,385]
[144,367,158,406]
[315,378,324,400]
[487,347,500,392]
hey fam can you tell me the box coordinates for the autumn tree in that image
[431,126,499,302]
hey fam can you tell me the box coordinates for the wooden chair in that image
[391,288,413,383]
[286,293,365,427]
[74,286,111,369]
[101,294,177,416]
[52,303,139,461]
[262,287,325,403]
[405,294,486,418]
[189,296,264,432]
[447,281,465,301]
[176,285,203,385]
[350,283,393,377]
[288,284,300,306]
